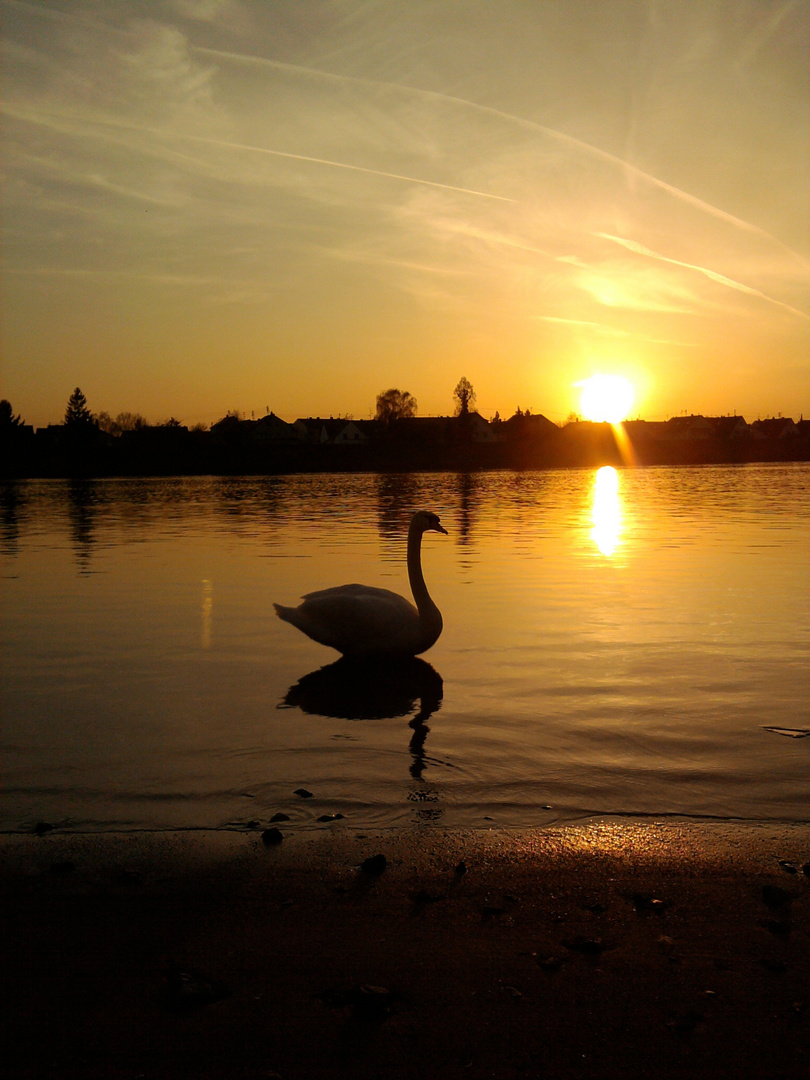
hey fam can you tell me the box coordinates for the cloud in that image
[597,233,810,321]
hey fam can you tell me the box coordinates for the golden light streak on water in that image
[591,466,622,556]
[201,579,213,649]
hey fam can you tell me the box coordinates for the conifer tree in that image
[0,399,23,426]
[64,387,94,427]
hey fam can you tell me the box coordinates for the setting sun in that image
[579,375,635,424]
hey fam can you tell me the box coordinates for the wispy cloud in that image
[196,41,808,260]
[597,233,810,321]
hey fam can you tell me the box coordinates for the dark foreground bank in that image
[2,822,809,1080]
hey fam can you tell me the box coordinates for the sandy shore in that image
[2,821,809,1079]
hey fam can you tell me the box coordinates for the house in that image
[387,416,452,446]
[708,416,749,438]
[663,415,715,439]
[293,418,370,445]
[751,417,798,439]
[248,413,299,443]
[464,412,500,443]
[502,411,559,443]
[622,419,668,441]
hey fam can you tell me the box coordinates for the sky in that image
[2,0,808,429]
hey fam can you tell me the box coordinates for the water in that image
[2,465,809,834]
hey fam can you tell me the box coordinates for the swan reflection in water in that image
[281,657,443,780]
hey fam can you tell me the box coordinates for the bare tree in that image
[375,388,417,424]
[97,411,148,435]
[453,377,476,416]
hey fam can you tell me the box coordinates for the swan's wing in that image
[301,583,406,604]
[282,585,421,655]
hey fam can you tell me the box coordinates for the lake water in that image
[2,465,809,834]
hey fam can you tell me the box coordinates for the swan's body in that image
[274,510,447,658]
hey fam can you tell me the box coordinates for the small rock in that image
[162,970,227,1012]
[411,889,442,915]
[33,821,54,836]
[353,984,395,1020]
[758,918,791,936]
[317,814,344,822]
[536,955,563,972]
[778,860,799,874]
[270,812,290,823]
[563,936,605,955]
[48,861,75,876]
[112,868,143,885]
[293,788,313,799]
[759,958,788,972]
[665,1009,703,1034]
[482,906,504,921]
[803,863,810,878]
[318,984,396,1020]
[360,853,387,876]
[454,860,467,876]
[762,885,794,908]
[631,892,669,913]
[262,827,284,846]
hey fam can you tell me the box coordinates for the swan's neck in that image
[407,524,442,644]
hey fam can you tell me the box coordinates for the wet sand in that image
[2,821,809,1079]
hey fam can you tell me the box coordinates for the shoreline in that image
[3,820,809,1079]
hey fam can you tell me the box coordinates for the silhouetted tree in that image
[453,377,476,416]
[97,411,148,435]
[64,387,95,427]
[375,388,417,424]
[0,400,24,427]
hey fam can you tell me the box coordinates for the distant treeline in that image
[2,403,809,478]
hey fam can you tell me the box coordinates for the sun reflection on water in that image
[591,466,622,556]
[201,578,213,648]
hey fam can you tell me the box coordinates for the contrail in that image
[598,233,810,321]
[536,315,697,347]
[178,133,515,203]
[1,102,513,205]
[196,45,806,261]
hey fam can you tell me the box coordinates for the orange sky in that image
[2,0,808,429]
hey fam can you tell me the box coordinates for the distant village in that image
[1,385,809,478]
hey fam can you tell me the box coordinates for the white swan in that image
[274,510,447,658]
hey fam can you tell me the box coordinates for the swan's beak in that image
[433,523,448,535]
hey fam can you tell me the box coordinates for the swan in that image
[274,510,447,658]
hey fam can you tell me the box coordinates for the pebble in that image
[360,853,387,876]
[293,788,313,799]
[563,936,605,955]
[162,970,227,1012]
[762,885,793,908]
[262,827,284,846]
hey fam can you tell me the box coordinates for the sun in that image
[579,374,634,424]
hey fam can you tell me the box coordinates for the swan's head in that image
[414,510,448,536]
